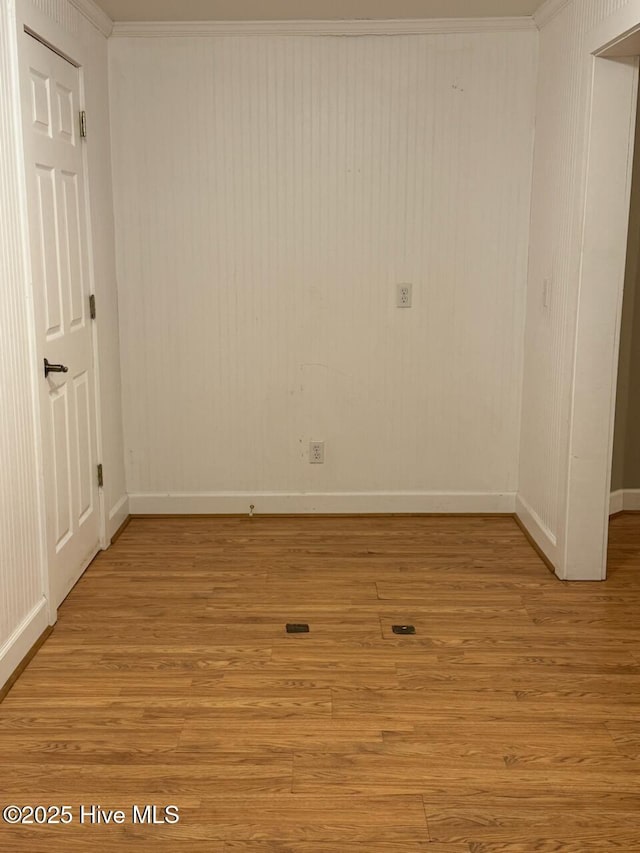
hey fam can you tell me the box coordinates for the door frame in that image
[562,4,640,580]
[14,0,108,622]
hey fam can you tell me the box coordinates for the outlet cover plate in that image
[310,441,325,464]
[397,283,412,308]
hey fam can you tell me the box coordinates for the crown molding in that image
[68,0,113,37]
[111,16,537,38]
[534,0,571,30]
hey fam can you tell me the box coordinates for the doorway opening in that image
[609,82,640,573]
[561,13,640,580]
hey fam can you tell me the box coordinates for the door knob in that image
[44,358,69,378]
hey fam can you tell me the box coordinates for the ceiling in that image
[94,1,541,23]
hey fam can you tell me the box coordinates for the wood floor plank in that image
[195,795,430,841]
[426,800,640,843]
[382,722,618,751]
[0,829,226,853]
[0,757,292,795]
[293,746,506,795]
[177,720,392,752]
[381,725,635,769]
[460,839,640,852]
[293,746,640,796]
[222,843,466,852]
[397,650,640,675]
[330,686,526,725]
[215,660,401,690]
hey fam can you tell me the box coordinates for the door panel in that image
[73,371,93,523]
[60,170,85,329]
[34,165,63,337]
[55,82,75,143]
[50,384,72,549]
[22,34,100,609]
[29,67,50,135]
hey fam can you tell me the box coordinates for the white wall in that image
[110,25,538,514]
[517,0,634,570]
[0,0,125,688]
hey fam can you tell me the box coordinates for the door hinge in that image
[89,294,96,319]
[79,110,87,139]
[97,464,103,488]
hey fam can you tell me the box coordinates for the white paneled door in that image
[22,34,100,609]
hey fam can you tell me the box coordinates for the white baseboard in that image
[515,493,559,571]
[610,489,640,513]
[609,489,624,515]
[0,599,49,692]
[624,489,640,510]
[108,494,130,539]
[129,491,517,515]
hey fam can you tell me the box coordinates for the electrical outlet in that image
[310,441,325,464]
[397,283,412,308]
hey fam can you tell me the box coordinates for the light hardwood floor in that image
[1,514,640,852]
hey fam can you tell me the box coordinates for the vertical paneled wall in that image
[30,0,78,32]
[110,27,538,512]
[518,0,632,563]
[0,0,46,680]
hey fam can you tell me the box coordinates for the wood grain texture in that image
[1,513,640,851]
